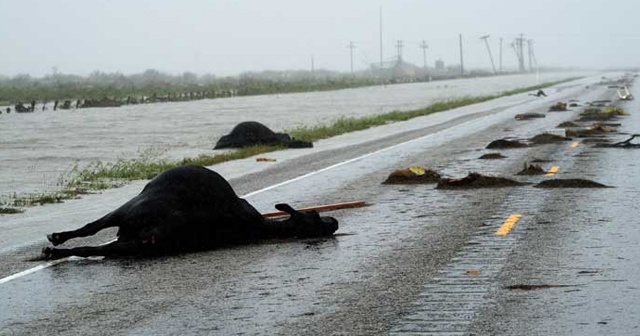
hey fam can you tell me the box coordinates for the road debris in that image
[382,166,441,184]
[436,172,527,189]
[534,179,611,188]
[595,134,640,148]
[548,102,568,112]
[515,113,546,120]
[479,152,507,160]
[517,163,546,175]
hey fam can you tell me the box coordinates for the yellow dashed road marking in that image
[495,214,522,236]
[570,141,580,148]
[546,166,560,176]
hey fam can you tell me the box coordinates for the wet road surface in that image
[2,74,639,335]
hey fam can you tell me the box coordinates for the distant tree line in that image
[0,69,383,105]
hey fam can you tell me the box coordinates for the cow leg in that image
[48,217,116,246]
[42,240,143,260]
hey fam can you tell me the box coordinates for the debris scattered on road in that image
[588,99,613,107]
[487,133,570,149]
[557,121,580,128]
[256,157,277,162]
[382,166,441,184]
[479,152,507,160]
[548,102,568,112]
[436,172,527,189]
[534,179,611,188]
[595,134,640,148]
[529,133,571,144]
[515,113,546,120]
[564,123,617,137]
[506,284,578,291]
[486,138,528,149]
[517,163,546,175]
[578,107,627,122]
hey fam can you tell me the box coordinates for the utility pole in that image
[311,56,315,77]
[499,37,503,73]
[480,34,497,75]
[527,39,534,73]
[379,6,383,70]
[514,34,526,73]
[348,41,356,74]
[459,34,464,77]
[419,40,429,70]
[396,40,404,63]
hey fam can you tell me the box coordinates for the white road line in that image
[0,258,68,285]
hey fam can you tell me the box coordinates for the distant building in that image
[435,59,445,71]
[370,60,422,82]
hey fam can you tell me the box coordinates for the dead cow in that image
[214,121,312,149]
[43,165,338,259]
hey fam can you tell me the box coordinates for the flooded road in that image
[1,73,639,335]
[0,72,582,197]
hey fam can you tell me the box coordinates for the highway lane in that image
[0,75,627,335]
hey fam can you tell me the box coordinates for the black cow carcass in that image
[214,121,312,149]
[42,165,338,259]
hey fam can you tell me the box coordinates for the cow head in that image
[275,203,339,238]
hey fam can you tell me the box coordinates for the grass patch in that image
[288,78,580,142]
[0,207,24,214]
[64,145,281,187]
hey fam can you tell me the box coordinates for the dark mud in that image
[548,102,568,112]
[534,179,611,188]
[557,121,580,128]
[486,139,528,149]
[565,123,617,137]
[506,284,578,291]
[529,133,571,144]
[479,153,507,160]
[578,107,627,122]
[436,172,528,189]
[531,158,553,163]
[382,166,441,184]
[487,133,570,149]
[515,113,546,120]
[516,164,546,175]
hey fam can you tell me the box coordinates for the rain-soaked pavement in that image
[2,73,640,335]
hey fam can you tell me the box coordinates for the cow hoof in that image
[47,233,62,246]
[42,247,55,260]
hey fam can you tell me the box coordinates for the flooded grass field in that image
[0,73,585,200]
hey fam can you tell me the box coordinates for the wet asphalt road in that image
[1,75,639,335]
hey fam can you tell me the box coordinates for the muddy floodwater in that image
[0,72,585,199]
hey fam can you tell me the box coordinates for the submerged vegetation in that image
[3,78,578,212]
[0,207,25,214]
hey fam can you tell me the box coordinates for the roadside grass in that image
[4,78,579,212]
[288,78,579,141]
[0,207,25,214]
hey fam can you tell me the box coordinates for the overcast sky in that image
[1,0,638,77]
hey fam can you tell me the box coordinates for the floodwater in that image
[0,72,584,199]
